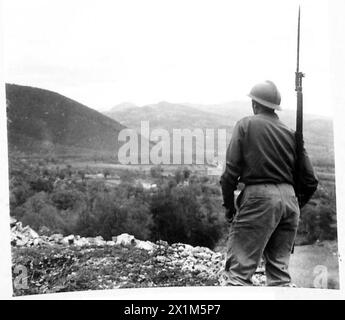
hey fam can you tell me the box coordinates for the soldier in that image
[220,80,318,286]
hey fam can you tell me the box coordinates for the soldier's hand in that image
[225,207,236,224]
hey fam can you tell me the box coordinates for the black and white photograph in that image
[0,0,344,300]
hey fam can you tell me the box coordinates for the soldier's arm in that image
[220,121,244,212]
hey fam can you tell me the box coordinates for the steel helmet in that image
[248,80,282,111]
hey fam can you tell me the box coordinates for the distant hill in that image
[184,101,252,122]
[104,101,233,135]
[6,82,333,167]
[104,101,334,167]
[6,84,126,158]
[109,102,139,113]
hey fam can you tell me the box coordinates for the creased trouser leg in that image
[264,188,300,286]
[224,184,299,286]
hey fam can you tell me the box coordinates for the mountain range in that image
[105,101,334,166]
[104,101,234,138]
[5,83,334,167]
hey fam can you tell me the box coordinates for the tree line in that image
[9,159,337,248]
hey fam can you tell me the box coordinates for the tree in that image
[174,168,184,184]
[51,189,85,211]
[150,165,163,179]
[298,201,337,243]
[77,169,86,181]
[103,168,111,179]
[19,192,67,234]
[183,167,191,180]
[150,185,224,248]
[91,192,153,240]
[66,164,73,178]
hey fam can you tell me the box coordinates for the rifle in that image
[295,6,305,207]
[292,7,305,254]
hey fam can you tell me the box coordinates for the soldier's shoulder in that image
[237,115,265,127]
[237,115,255,125]
[233,116,252,132]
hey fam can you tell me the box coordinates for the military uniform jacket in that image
[220,112,318,210]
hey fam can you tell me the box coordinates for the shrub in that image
[74,210,98,237]
[19,192,67,234]
[183,167,191,180]
[298,201,337,243]
[51,189,85,211]
[150,165,163,179]
[29,177,54,193]
[9,179,32,208]
[90,193,153,240]
[103,168,111,179]
[150,185,225,248]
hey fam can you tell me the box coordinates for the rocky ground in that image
[10,218,266,296]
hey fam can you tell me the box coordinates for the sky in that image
[2,0,336,116]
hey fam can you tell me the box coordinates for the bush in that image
[19,192,67,234]
[9,179,32,208]
[150,185,225,248]
[51,189,85,211]
[29,177,54,193]
[118,170,136,183]
[90,193,153,240]
[74,210,98,237]
[298,201,337,243]
[103,168,111,179]
[150,165,163,179]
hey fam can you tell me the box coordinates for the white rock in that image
[21,225,39,238]
[15,222,23,231]
[62,235,75,245]
[180,251,190,258]
[194,264,208,273]
[94,236,106,246]
[203,247,214,254]
[193,252,211,260]
[10,217,17,227]
[87,237,96,244]
[178,244,193,252]
[155,256,169,263]
[156,240,169,247]
[16,238,28,246]
[113,233,136,247]
[192,246,203,253]
[74,238,90,247]
[33,238,41,246]
[135,240,156,251]
[11,222,43,246]
[50,234,64,243]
